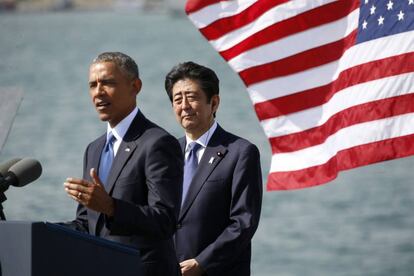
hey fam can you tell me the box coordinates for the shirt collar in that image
[106,107,139,141]
[185,121,217,152]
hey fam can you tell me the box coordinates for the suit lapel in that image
[88,111,147,235]
[179,138,186,154]
[105,111,146,194]
[105,141,136,193]
[179,126,228,221]
[87,135,106,235]
[91,136,106,175]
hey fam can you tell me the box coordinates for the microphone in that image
[0,158,42,192]
[0,158,21,177]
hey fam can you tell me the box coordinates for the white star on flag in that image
[378,15,385,25]
[398,10,405,21]
[184,0,414,190]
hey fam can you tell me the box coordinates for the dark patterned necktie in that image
[182,142,202,205]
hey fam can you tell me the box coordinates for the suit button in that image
[176,223,182,229]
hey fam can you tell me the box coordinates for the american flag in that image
[185,0,414,190]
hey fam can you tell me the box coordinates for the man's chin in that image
[181,121,196,131]
[98,114,110,122]
[181,117,198,127]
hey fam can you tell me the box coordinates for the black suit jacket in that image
[175,125,263,276]
[70,111,183,276]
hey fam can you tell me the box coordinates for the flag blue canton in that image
[357,0,414,43]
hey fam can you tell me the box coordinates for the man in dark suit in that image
[63,52,182,276]
[165,62,263,276]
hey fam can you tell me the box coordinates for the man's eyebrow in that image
[89,78,116,84]
[173,90,197,97]
[98,77,116,82]
[175,90,197,95]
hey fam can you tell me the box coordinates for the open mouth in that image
[96,101,111,111]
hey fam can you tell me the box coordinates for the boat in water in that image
[0,0,16,11]
[166,0,186,16]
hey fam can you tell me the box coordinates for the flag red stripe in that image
[267,133,414,190]
[269,93,414,154]
[219,0,358,61]
[239,30,357,86]
[255,52,414,120]
[199,0,289,40]
[185,0,225,14]
[186,0,414,191]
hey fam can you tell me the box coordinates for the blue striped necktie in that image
[182,142,202,205]
[99,133,116,188]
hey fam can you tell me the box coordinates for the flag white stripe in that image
[209,0,336,52]
[246,30,414,104]
[187,0,414,189]
[270,112,414,172]
[248,61,336,103]
[188,0,257,29]
[228,9,359,72]
[261,73,414,137]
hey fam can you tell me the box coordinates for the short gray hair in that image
[92,52,139,79]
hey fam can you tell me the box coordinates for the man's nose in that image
[95,83,106,96]
[181,97,190,110]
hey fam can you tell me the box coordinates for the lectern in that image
[0,221,142,276]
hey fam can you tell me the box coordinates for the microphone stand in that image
[0,175,15,221]
[0,191,6,220]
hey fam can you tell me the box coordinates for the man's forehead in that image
[90,61,116,71]
[89,63,116,78]
[173,79,201,91]
[172,87,204,99]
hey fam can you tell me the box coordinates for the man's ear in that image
[211,95,220,114]
[133,78,142,95]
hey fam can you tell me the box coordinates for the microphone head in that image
[0,158,22,177]
[8,158,42,187]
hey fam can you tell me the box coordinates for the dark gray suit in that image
[175,125,263,276]
[70,111,183,276]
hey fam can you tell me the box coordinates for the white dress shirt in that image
[185,121,218,163]
[106,107,138,156]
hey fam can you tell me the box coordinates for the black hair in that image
[164,61,219,103]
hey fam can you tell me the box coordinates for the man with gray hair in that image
[63,52,183,276]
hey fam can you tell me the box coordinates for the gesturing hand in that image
[64,168,115,217]
[180,259,204,276]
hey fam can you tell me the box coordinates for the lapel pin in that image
[209,157,215,164]
[125,147,131,152]
[217,151,223,157]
